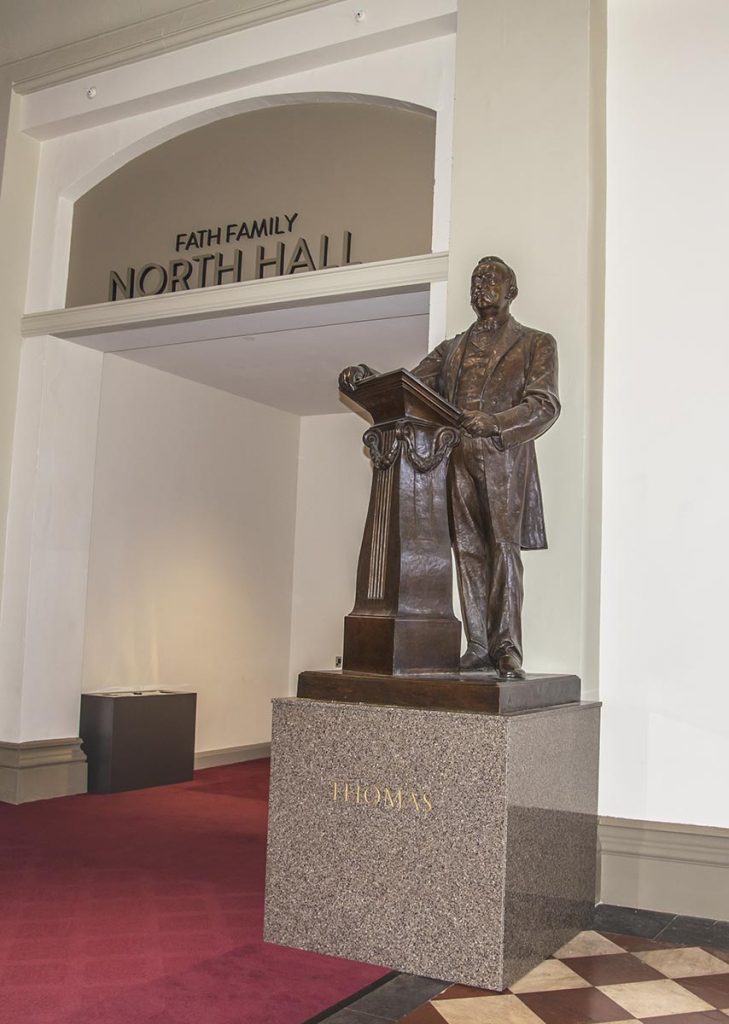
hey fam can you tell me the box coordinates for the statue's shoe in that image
[497,652,525,679]
[459,647,494,672]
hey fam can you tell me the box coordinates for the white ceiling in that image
[108,289,431,416]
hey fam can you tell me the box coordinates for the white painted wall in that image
[288,411,372,687]
[0,96,39,621]
[82,356,300,753]
[599,0,729,828]
[0,337,103,743]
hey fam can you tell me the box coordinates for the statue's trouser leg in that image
[448,442,490,655]
[449,441,524,661]
[486,542,524,662]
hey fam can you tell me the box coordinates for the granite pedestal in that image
[264,698,600,991]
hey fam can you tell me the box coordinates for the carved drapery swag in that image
[363,422,460,473]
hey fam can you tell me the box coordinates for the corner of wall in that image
[580,0,607,702]
[0,90,41,607]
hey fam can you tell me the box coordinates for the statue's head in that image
[470,256,518,319]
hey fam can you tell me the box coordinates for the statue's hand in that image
[338,364,377,393]
[461,410,500,438]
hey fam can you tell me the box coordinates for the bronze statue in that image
[340,257,560,680]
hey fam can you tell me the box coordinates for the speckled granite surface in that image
[503,706,601,985]
[264,699,599,991]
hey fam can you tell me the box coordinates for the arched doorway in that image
[52,97,443,763]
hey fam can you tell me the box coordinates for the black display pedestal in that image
[80,690,197,793]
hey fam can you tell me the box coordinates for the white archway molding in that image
[19,0,456,139]
[64,92,436,206]
[26,33,455,313]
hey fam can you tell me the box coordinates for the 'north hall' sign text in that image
[108,211,357,301]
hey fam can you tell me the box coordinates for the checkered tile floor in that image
[398,930,729,1023]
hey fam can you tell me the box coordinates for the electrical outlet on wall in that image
[335,656,342,668]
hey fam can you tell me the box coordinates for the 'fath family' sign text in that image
[108,210,356,301]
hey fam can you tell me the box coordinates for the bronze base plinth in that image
[297,669,581,715]
[342,615,462,675]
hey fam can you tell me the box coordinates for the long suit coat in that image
[411,316,560,550]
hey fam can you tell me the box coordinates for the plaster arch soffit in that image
[62,92,437,204]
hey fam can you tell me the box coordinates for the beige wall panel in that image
[599,818,729,920]
[66,102,435,307]
[447,0,602,683]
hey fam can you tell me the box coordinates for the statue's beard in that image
[473,302,507,329]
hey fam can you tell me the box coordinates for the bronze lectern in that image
[341,368,462,675]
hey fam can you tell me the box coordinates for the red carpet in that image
[0,760,388,1023]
